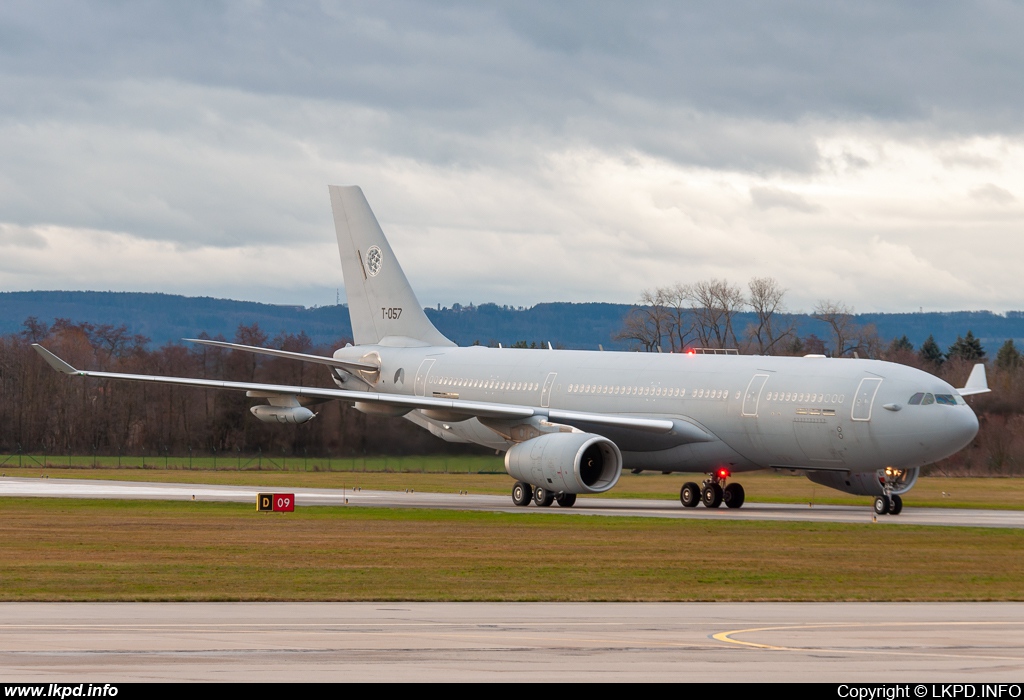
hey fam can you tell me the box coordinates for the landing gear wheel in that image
[680,482,701,508]
[873,495,890,516]
[723,483,745,509]
[534,486,555,507]
[555,492,577,508]
[511,481,533,507]
[702,483,723,509]
[888,494,903,515]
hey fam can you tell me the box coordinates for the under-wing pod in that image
[805,466,920,497]
[250,405,316,425]
[505,432,622,494]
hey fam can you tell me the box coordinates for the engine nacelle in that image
[805,467,920,496]
[505,432,622,494]
[250,405,315,425]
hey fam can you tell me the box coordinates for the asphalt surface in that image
[2,476,1024,528]
[1,602,1022,682]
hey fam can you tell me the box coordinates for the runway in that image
[1,602,1022,681]
[2,476,1024,528]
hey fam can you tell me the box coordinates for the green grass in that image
[1,498,1022,601]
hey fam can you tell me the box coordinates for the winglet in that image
[959,363,990,396]
[32,344,80,374]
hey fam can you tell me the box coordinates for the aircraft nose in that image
[946,406,979,453]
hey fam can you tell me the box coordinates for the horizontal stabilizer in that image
[958,363,991,397]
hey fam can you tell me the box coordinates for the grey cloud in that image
[970,183,1016,205]
[750,186,822,213]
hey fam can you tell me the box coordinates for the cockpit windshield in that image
[908,392,963,406]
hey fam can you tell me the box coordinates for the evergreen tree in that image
[889,335,914,353]
[919,335,944,365]
[995,339,1021,371]
[947,330,986,361]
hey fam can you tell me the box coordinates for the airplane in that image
[33,185,990,516]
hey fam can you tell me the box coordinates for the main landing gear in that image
[873,467,905,516]
[680,468,745,509]
[511,481,577,508]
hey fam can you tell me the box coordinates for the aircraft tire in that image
[888,494,903,515]
[873,495,890,515]
[723,483,745,509]
[555,492,577,508]
[534,486,555,507]
[680,482,701,508]
[702,483,723,509]
[512,481,533,507]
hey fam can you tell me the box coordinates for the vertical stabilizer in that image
[329,185,454,347]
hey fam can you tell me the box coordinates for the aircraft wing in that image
[32,344,683,435]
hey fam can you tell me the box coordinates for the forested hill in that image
[2,291,1024,352]
[0,291,351,348]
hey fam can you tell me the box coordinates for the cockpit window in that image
[935,394,957,405]
[908,392,924,405]
[921,393,935,405]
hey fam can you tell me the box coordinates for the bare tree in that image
[745,277,794,355]
[661,283,697,352]
[615,288,672,352]
[812,300,880,358]
[687,279,746,349]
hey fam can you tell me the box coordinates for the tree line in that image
[2,308,1023,475]
[0,318,484,459]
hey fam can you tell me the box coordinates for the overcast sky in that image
[1,1,1023,314]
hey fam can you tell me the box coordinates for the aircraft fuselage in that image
[334,344,979,480]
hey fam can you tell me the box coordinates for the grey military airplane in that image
[34,186,989,516]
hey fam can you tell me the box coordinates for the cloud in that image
[970,183,1016,205]
[1,3,1024,314]
[749,186,822,213]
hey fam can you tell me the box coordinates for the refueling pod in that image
[250,405,316,425]
[505,432,622,494]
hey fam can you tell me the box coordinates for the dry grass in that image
[1,498,1022,602]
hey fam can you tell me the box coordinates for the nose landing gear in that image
[873,468,905,516]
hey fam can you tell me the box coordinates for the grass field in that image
[1,498,1022,602]
[3,461,1024,509]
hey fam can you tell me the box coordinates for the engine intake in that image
[505,432,622,494]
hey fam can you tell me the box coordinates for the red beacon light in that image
[717,467,731,480]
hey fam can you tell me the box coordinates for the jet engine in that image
[805,466,920,496]
[250,405,315,425]
[505,432,622,494]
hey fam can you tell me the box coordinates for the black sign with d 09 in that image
[257,493,295,512]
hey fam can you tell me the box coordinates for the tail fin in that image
[329,185,454,347]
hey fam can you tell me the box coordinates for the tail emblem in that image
[365,245,383,277]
